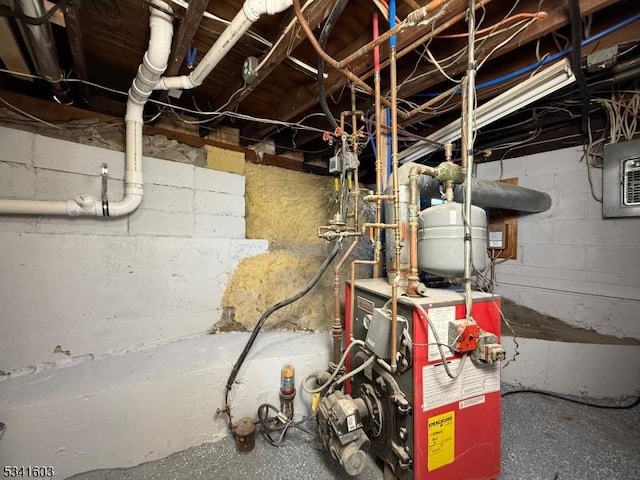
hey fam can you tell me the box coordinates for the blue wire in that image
[390,0,396,48]
[386,108,392,179]
[414,11,640,97]
[187,46,197,67]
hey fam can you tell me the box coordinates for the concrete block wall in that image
[0,125,260,370]
[0,126,339,477]
[477,146,640,339]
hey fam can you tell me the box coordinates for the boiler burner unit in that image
[317,278,503,480]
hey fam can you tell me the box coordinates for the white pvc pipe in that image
[0,199,68,215]
[155,0,292,90]
[0,0,174,217]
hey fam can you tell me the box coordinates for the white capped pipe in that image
[155,0,292,90]
[0,0,174,217]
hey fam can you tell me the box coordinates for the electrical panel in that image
[603,139,640,218]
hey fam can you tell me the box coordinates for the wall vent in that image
[602,139,640,218]
[623,159,640,206]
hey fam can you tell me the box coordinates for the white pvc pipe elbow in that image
[0,0,173,217]
[155,0,293,90]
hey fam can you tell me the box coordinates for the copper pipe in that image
[361,222,395,231]
[348,258,377,345]
[364,118,444,145]
[351,85,358,145]
[292,0,393,109]
[337,0,448,68]
[374,0,492,84]
[364,194,396,202]
[389,37,401,373]
[371,13,383,278]
[350,88,360,234]
[332,238,359,365]
[333,87,366,365]
[390,275,399,373]
[406,165,437,297]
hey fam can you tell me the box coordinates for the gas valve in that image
[448,320,481,352]
[471,332,506,363]
[317,390,371,476]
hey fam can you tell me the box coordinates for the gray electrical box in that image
[603,139,640,218]
[364,308,405,359]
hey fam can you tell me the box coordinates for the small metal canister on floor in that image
[233,417,256,452]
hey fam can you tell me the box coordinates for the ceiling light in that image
[399,58,576,163]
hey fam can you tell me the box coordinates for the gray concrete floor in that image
[69,389,640,480]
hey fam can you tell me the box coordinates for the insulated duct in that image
[419,176,551,213]
[397,162,551,213]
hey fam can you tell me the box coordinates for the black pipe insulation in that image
[317,0,349,130]
[568,0,591,134]
[418,175,552,213]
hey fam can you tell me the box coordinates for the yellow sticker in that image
[427,411,455,471]
[311,393,321,413]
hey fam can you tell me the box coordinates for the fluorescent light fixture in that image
[399,58,576,163]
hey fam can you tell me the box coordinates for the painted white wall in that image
[0,332,331,479]
[0,126,335,477]
[500,335,640,397]
[0,125,265,370]
[476,146,640,339]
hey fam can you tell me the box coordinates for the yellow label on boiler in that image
[427,411,455,471]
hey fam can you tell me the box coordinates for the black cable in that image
[317,0,349,130]
[0,0,77,26]
[223,240,342,428]
[502,388,640,410]
[568,0,591,134]
[257,403,316,447]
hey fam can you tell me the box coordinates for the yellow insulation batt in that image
[219,162,371,332]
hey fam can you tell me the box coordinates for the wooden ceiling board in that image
[1,0,637,171]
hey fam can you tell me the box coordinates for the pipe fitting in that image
[434,161,464,184]
[154,74,194,91]
[66,195,100,216]
[244,0,293,21]
[406,280,427,297]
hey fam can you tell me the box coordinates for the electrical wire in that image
[301,340,368,394]
[0,96,63,130]
[568,0,590,134]
[222,240,342,429]
[437,11,547,39]
[425,48,462,84]
[0,67,332,135]
[257,404,316,447]
[406,298,467,379]
[415,11,640,99]
[477,17,538,71]
[0,0,76,25]
[502,389,640,410]
[316,0,348,130]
